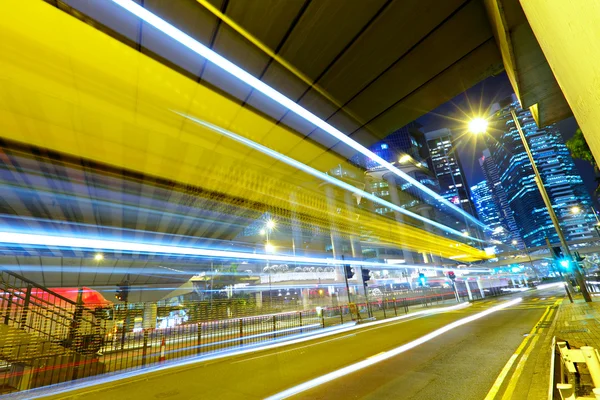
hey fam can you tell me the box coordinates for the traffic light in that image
[344,265,354,279]
[115,281,130,302]
[447,271,456,281]
[419,272,427,286]
[551,246,564,259]
[559,259,571,270]
[361,268,371,283]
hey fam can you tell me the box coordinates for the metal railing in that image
[0,277,513,395]
[0,269,106,393]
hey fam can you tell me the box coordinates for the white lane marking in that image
[265,298,523,400]
[231,334,357,364]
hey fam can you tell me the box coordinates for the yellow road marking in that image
[485,299,561,400]
[501,334,540,399]
[483,306,551,400]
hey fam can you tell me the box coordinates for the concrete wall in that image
[520,0,600,163]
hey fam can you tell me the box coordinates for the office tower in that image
[425,128,478,217]
[470,180,509,242]
[485,95,596,247]
[478,149,523,245]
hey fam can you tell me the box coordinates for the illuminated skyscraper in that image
[478,149,522,246]
[425,128,477,217]
[470,180,505,241]
[485,96,596,247]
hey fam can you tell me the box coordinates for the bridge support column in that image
[143,303,157,329]
[477,278,485,298]
[465,280,473,301]
[520,1,600,166]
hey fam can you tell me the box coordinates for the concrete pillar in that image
[289,192,304,257]
[520,1,600,164]
[417,205,443,275]
[383,173,415,265]
[143,303,157,329]
[300,288,309,310]
[324,185,345,282]
[477,277,486,298]
[255,292,263,309]
[465,280,473,301]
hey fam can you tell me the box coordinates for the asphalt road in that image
[34,287,564,400]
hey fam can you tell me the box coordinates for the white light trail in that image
[109,0,490,233]
[536,282,565,290]
[179,113,485,243]
[265,297,522,399]
[0,232,490,272]
[24,302,466,399]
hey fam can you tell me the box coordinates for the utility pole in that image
[512,109,591,302]
[545,237,574,303]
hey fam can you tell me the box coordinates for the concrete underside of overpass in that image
[0,0,583,293]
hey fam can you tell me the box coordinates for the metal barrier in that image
[552,338,600,399]
[0,269,106,393]
[0,276,514,395]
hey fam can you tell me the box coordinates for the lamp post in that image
[571,205,600,239]
[261,219,276,308]
[468,114,592,302]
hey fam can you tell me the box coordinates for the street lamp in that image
[571,206,582,215]
[261,218,277,308]
[468,118,488,135]
[468,112,592,302]
[94,253,104,261]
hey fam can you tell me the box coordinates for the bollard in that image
[392,298,397,316]
[159,336,166,362]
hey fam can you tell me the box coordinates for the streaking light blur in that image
[265,298,523,399]
[109,0,491,234]
[0,231,490,273]
[179,113,486,244]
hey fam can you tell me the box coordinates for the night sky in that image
[415,72,597,203]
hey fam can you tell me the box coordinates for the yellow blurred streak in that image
[0,1,488,262]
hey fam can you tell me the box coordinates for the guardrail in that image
[552,337,600,399]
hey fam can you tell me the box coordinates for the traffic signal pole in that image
[545,237,574,303]
[341,255,352,305]
[513,109,591,302]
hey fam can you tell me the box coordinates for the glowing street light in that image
[468,118,488,135]
[571,206,582,215]
[94,253,104,261]
[265,243,275,254]
[266,219,276,230]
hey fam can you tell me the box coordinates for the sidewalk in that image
[526,297,600,399]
